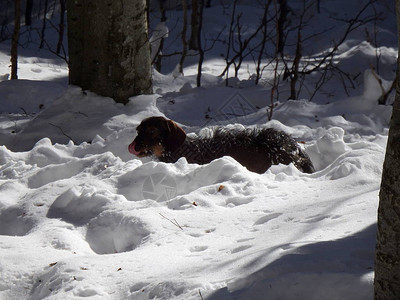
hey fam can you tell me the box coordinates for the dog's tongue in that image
[128,141,140,156]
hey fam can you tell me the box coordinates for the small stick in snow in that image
[48,122,76,143]
[159,213,183,230]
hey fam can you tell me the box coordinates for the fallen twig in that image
[159,213,183,230]
[48,122,76,143]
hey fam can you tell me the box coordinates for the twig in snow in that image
[159,213,183,230]
[48,122,76,143]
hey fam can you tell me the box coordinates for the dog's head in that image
[128,116,186,158]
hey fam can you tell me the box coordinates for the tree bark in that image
[179,0,188,74]
[189,0,199,50]
[10,0,21,80]
[56,0,66,55]
[67,0,153,104]
[196,0,204,87]
[374,1,400,298]
[39,0,49,49]
[277,0,288,55]
[154,0,166,72]
[289,23,302,100]
[25,0,33,26]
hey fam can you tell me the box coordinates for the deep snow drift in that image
[0,1,397,299]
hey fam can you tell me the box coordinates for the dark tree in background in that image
[10,0,21,80]
[25,0,33,26]
[189,0,199,50]
[374,0,400,298]
[67,0,153,104]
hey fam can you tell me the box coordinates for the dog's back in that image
[161,127,315,174]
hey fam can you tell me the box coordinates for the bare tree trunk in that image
[189,0,199,50]
[223,0,238,86]
[179,0,188,74]
[255,1,270,85]
[10,0,21,80]
[56,0,66,55]
[196,0,204,87]
[39,0,49,49]
[67,0,153,104]
[268,0,281,121]
[374,1,400,298]
[154,0,167,72]
[289,24,302,100]
[25,0,33,26]
[277,0,288,55]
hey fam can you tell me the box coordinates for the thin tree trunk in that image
[269,0,281,121]
[39,0,49,49]
[196,0,204,87]
[277,0,288,55]
[189,0,199,50]
[11,0,21,80]
[289,25,302,100]
[25,0,33,26]
[154,0,166,72]
[179,0,188,74]
[255,1,270,85]
[223,0,238,86]
[56,0,66,55]
[374,1,400,298]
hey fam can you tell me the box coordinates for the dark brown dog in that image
[128,116,315,174]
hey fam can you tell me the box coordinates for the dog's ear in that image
[165,119,186,153]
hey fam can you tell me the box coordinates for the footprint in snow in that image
[86,211,150,254]
[301,214,330,224]
[253,212,282,225]
[189,245,208,252]
[0,206,36,236]
[47,187,110,226]
[231,245,252,254]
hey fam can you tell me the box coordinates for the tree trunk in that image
[179,0,188,74]
[39,0,48,49]
[374,1,400,298]
[25,0,33,26]
[189,0,199,50]
[56,0,66,55]
[277,0,288,55]
[10,0,21,80]
[289,24,302,100]
[154,0,167,72]
[196,0,204,87]
[67,0,153,104]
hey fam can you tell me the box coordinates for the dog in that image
[128,116,315,174]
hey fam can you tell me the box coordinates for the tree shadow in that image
[207,224,376,300]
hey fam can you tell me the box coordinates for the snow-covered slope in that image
[0,1,396,299]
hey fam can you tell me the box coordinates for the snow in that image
[0,1,396,299]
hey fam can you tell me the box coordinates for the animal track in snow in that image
[0,206,36,236]
[253,213,282,225]
[231,245,252,254]
[189,245,208,252]
[86,212,150,254]
[301,214,330,224]
[47,187,110,226]
[225,196,254,207]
